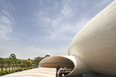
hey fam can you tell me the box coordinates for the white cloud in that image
[36,0,112,41]
[0,0,113,59]
[35,0,113,42]
[61,3,74,18]
[36,1,82,41]
[0,10,13,40]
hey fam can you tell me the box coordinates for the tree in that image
[34,57,43,67]
[17,59,21,67]
[23,60,32,67]
[14,59,18,69]
[28,58,30,60]
[4,59,7,73]
[45,54,50,58]
[10,59,15,71]
[9,53,16,60]
[0,58,5,73]
[6,59,11,73]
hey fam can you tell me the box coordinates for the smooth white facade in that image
[39,1,116,77]
[69,0,116,76]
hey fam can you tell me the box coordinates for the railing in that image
[57,68,73,77]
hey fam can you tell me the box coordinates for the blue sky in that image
[0,0,113,59]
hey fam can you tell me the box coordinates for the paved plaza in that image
[2,68,56,77]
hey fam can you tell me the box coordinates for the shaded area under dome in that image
[39,56,75,76]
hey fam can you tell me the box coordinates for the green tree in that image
[6,59,11,73]
[17,59,21,69]
[34,57,43,67]
[44,54,50,58]
[0,58,5,74]
[10,59,15,72]
[28,58,30,60]
[24,60,32,67]
[4,59,8,73]
[14,59,18,69]
[9,53,16,60]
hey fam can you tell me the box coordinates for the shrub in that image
[11,70,15,73]
[0,66,33,76]
[2,70,6,75]
[21,68,24,71]
[15,69,19,72]
[0,71,2,76]
[24,68,27,70]
[6,70,10,74]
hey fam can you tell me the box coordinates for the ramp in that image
[2,68,56,77]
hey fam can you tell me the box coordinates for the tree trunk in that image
[9,66,10,73]
[1,67,3,75]
[5,67,7,73]
[12,66,13,72]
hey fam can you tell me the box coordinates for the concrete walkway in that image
[2,68,56,77]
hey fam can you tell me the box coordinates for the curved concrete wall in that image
[39,56,90,76]
[69,0,116,76]
[39,56,75,68]
[39,56,75,76]
[39,0,116,76]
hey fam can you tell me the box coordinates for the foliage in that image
[23,60,32,67]
[0,53,50,76]
[0,67,32,76]
[9,53,16,59]
[44,54,50,58]
[33,57,43,66]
